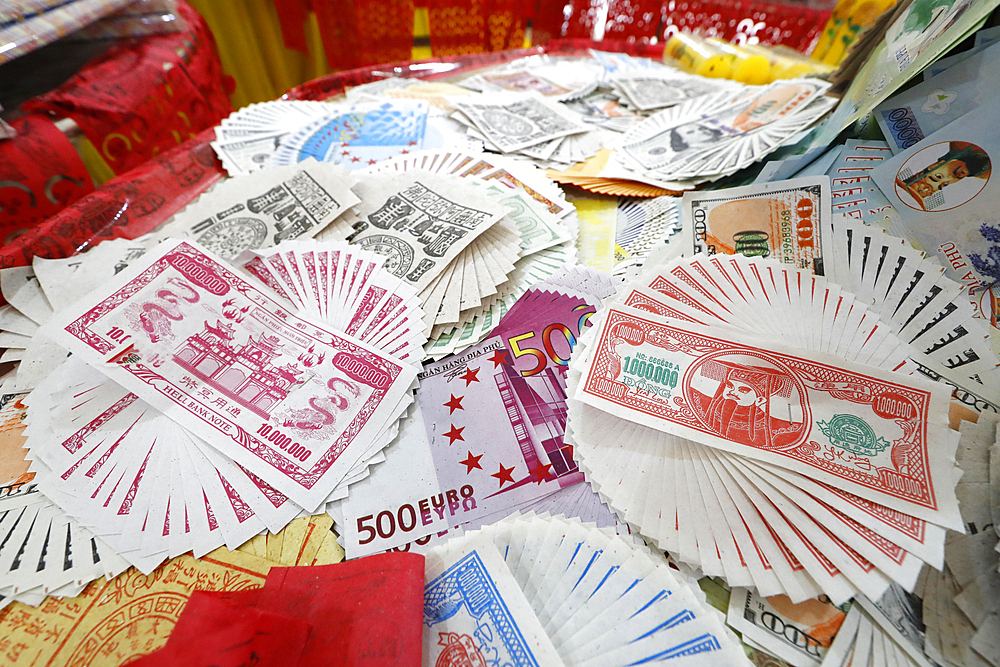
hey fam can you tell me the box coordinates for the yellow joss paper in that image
[278,517,312,566]
[547,150,682,198]
[311,530,347,565]
[812,0,856,60]
[0,549,272,666]
[821,0,896,65]
[706,38,772,84]
[571,197,618,273]
[663,32,733,79]
[296,515,335,566]
[742,43,836,80]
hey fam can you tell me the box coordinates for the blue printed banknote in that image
[271,100,479,170]
[423,536,565,667]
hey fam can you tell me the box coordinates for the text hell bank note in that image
[43,239,417,511]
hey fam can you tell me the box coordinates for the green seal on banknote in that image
[818,414,891,457]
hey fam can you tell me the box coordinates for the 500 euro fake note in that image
[337,288,596,558]
[43,239,417,511]
[571,305,962,530]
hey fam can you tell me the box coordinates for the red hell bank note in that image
[573,306,962,530]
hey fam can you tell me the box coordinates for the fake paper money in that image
[875,40,1000,152]
[680,176,832,274]
[423,537,566,667]
[817,0,1000,140]
[337,287,595,557]
[149,161,360,258]
[572,304,961,529]
[454,92,589,154]
[42,239,416,510]
[727,588,848,667]
[870,98,1000,356]
[347,171,507,293]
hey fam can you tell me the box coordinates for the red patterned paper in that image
[273,0,311,52]
[427,0,528,55]
[0,128,223,279]
[0,114,94,244]
[23,0,233,177]
[313,0,415,71]
[535,0,829,51]
[661,0,830,52]
[562,0,663,41]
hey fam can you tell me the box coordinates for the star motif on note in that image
[527,461,554,484]
[351,156,360,162]
[459,451,483,473]
[443,424,465,445]
[488,349,509,368]
[491,463,516,487]
[368,159,377,165]
[444,394,464,414]
[400,149,409,155]
[341,149,351,156]
[460,367,480,386]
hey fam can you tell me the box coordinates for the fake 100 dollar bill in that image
[680,176,832,275]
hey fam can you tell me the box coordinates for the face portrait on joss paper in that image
[684,352,808,450]
[894,140,992,211]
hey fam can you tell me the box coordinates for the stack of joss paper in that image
[567,253,963,605]
[0,515,346,663]
[423,513,748,667]
[357,150,579,352]
[21,238,420,574]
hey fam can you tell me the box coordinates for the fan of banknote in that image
[328,265,620,559]
[817,594,937,667]
[211,98,481,176]
[731,583,941,667]
[0,456,124,609]
[609,69,742,113]
[613,195,681,275]
[235,241,427,363]
[449,92,604,168]
[609,80,836,188]
[826,216,1000,399]
[19,238,420,574]
[458,58,604,101]
[315,169,525,331]
[423,513,749,667]
[348,150,581,351]
[567,253,964,605]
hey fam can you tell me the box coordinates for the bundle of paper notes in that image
[1,5,1000,665]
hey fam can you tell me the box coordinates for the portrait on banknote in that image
[893,141,992,210]
[686,352,806,449]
